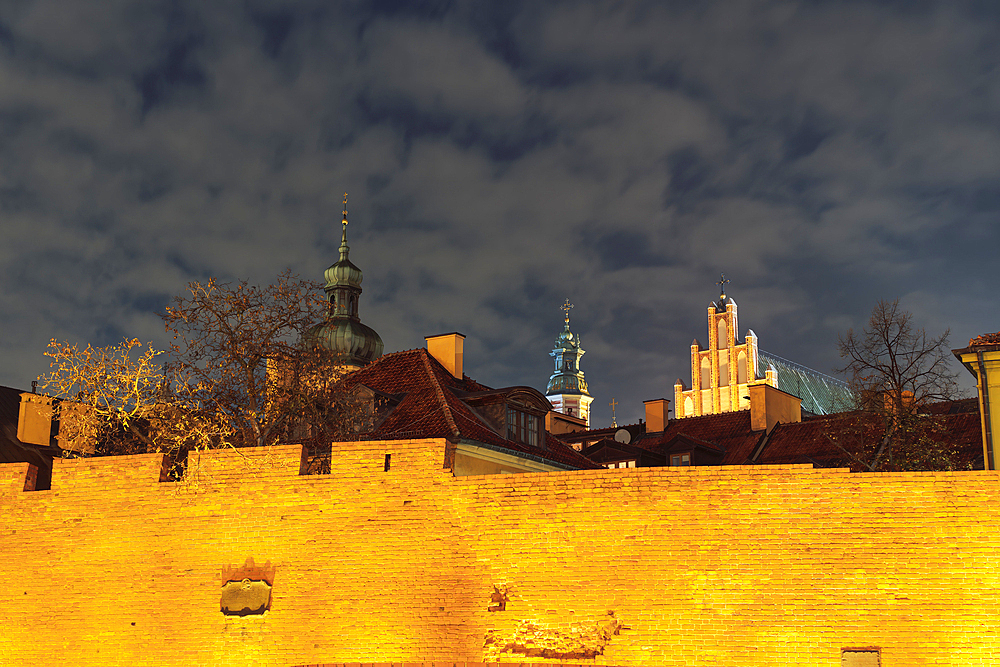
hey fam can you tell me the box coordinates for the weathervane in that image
[610,398,618,428]
[560,298,574,324]
[716,272,730,301]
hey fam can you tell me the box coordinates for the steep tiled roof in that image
[631,400,983,471]
[342,348,601,470]
[759,409,984,470]
[757,350,854,416]
[635,409,765,464]
[969,331,1000,346]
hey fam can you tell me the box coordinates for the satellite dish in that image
[614,429,631,444]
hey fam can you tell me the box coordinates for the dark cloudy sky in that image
[1,0,996,427]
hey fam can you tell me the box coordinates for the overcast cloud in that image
[1,0,997,426]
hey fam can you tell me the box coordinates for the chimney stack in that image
[749,383,802,433]
[643,398,670,433]
[426,332,465,379]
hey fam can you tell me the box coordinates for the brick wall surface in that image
[2,439,999,667]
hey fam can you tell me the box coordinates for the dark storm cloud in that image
[1,0,996,426]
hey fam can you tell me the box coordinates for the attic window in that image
[506,407,539,447]
[670,453,691,466]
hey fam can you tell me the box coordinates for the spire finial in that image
[715,272,730,301]
[560,298,574,325]
[339,192,349,252]
[610,398,618,428]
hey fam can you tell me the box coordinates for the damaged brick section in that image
[488,584,509,612]
[484,612,624,660]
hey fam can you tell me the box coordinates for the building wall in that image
[2,441,1000,666]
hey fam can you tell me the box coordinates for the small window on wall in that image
[671,453,691,466]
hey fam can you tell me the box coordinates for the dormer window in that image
[670,453,691,466]
[506,407,539,447]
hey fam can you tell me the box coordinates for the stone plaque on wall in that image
[842,649,880,666]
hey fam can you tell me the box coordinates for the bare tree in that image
[37,271,367,478]
[831,299,967,471]
[163,270,366,453]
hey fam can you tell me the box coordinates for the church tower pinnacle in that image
[545,299,594,427]
[304,193,384,370]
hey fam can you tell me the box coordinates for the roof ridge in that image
[757,349,849,387]
[420,350,460,439]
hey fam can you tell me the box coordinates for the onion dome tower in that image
[304,194,383,370]
[545,299,594,426]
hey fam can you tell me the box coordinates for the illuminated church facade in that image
[674,277,853,419]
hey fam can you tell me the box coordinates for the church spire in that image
[340,192,349,255]
[303,193,384,370]
[545,298,594,427]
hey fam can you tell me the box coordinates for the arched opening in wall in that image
[738,350,748,384]
[719,349,729,386]
[717,318,728,349]
[700,356,711,389]
[684,396,694,416]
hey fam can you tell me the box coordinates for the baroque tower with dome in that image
[545,299,594,427]
[304,194,383,370]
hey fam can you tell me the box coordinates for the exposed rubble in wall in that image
[484,612,624,660]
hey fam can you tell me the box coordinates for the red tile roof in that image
[969,331,1000,346]
[760,409,983,470]
[629,402,983,471]
[635,410,765,464]
[342,348,601,470]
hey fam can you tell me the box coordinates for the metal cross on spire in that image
[342,193,348,225]
[610,398,618,428]
[560,298,574,324]
[716,272,730,300]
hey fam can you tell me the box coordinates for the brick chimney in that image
[426,332,465,379]
[643,398,670,433]
[749,383,802,433]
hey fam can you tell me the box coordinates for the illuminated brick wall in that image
[2,440,1000,666]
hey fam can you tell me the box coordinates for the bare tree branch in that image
[834,298,967,471]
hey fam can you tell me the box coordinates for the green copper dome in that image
[305,317,383,367]
[325,221,363,289]
[305,195,383,368]
[545,301,590,397]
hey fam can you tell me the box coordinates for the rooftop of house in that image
[566,396,983,472]
[341,347,602,470]
[968,331,1000,346]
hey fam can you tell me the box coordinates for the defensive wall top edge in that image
[2,439,999,495]
[0,438,453,493]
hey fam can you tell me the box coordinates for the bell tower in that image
[303,193,384,370]
[545,299,594,427]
